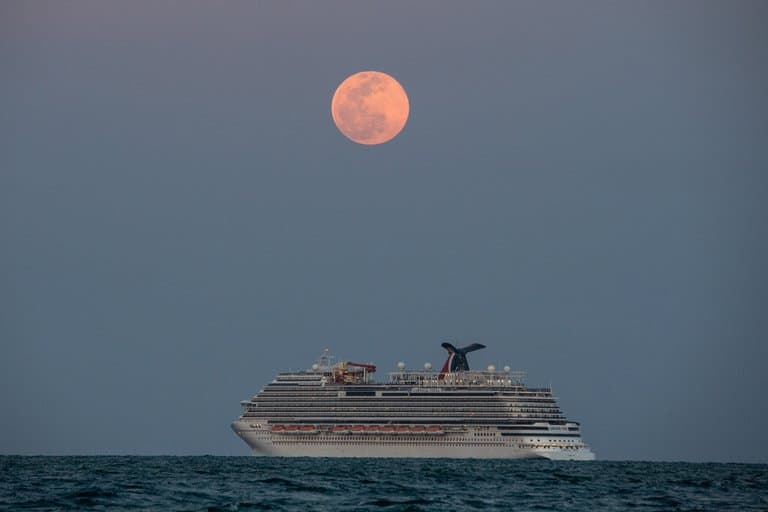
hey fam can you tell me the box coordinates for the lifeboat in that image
[395,425,411,434]
[364,425,381,434]
[270,424,285,432]
[426,425,444,435]
[332,425,351,434]
[350,425,365,434]
[411,425,427,434]
[299,425,318,434]
[283,425,300,434]
[380,425,395,434]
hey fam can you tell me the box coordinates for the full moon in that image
[331,71,409,145]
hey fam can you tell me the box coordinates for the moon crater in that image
[331,71,409,145]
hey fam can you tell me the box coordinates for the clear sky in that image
[1,1,766,462]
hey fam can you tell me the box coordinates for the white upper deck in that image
[387,369,526,388]
[274,349,529,389]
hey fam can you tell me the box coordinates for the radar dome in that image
[487,364,496,373]
[503,365,511,372]
[311,363,319,371]
[397,361,406,370]
[424,362,432,371]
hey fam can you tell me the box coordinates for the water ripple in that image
[1,456,766,511]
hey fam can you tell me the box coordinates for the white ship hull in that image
[232,346,596,460]
[232,421,596,461]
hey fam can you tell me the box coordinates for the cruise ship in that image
[231,343,595,460]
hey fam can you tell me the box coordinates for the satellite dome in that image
[397,361,406,370]
[424,362,432,371]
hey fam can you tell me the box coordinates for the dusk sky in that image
[2,1,766,462]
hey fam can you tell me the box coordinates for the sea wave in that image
[1,456,766,511]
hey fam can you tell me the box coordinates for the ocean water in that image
[1,456,766,511]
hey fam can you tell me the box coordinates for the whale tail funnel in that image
[438,342,486,379]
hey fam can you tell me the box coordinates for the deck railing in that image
[387,370,526,387]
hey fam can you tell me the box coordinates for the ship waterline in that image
[231,345,595,460]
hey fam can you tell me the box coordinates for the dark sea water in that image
[1,456,766,511]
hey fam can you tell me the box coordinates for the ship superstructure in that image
[231,344,595,460]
